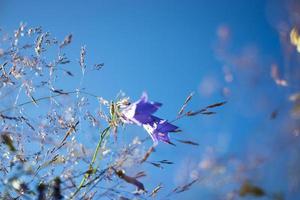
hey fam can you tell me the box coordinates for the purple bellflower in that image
[121,93,179,145]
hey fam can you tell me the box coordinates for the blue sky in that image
[1,0,300,199]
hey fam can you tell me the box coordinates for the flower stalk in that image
[70,126,110,199]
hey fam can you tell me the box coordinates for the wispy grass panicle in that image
[0,24,226,200]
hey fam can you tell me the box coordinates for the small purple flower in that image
[121,92,161,125]
[121,93,179,145]
[143,116,178,145]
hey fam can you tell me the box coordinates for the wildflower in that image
[121,93,179,145]
[143,116,178,145]
[121,92,161,125]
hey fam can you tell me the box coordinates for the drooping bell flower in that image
[142,116,179,145]
[121,93,179,145]
[121,92,162,125]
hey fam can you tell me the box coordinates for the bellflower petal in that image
[142,123,172,145]
[135,93,162,116]
[121,92,161,125]
[121,92,179,144]
[143,116,177,145]
[150,116,179,133]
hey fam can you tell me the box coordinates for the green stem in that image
[70,127,110,199]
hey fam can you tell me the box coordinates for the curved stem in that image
[91,127,110,166]
[70,127,110,199]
